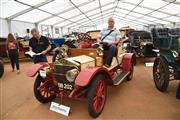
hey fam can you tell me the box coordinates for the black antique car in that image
[0,57,4,78]
[151,28,180,97]
[127,30,157,57]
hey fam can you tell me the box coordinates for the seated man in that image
[94,17,121,67]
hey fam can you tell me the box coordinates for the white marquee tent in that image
[0,0,180,38]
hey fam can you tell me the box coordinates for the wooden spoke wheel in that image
[87,75,107,118]
[153,57,169,92]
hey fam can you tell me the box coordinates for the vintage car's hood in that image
[66,55,95,69]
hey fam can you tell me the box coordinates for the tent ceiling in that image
[0,0,180,29]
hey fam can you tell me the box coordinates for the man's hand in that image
[29,47,32,51]
[41,50,47,55]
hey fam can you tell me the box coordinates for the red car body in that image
[27,45,134,118]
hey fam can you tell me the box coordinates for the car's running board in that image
[113,71,129,85]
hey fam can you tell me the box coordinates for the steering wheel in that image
[78,33,91,41]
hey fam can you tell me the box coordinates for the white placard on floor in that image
[145,62,154,67]
[50,102,70,116]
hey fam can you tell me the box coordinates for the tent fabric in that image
[0,0,180,30]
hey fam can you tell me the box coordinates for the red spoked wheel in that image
[88,75,107,118]
[34,75,56,103]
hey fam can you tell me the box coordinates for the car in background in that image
[0,37,29,59]
[152,28,180,98]
[0,38,7,57]
[0,57,4,78]
[127,31,157,58]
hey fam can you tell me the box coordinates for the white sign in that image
[50,102,70,116]
[145,62,154,67]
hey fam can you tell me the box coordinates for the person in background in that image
[94,17,121,67]
[6,33,20,74]
[29,28,51,63]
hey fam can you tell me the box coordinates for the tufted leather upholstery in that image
[169,28,180,36]
[156,28,169,38]
[151,28,180,50]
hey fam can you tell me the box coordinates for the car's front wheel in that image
[34,75,56,103]
[153,57,169,92]
[87,75,107,118]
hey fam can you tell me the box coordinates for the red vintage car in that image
[27,42,135,118]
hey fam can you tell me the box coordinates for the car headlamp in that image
[66,68,79,82]
[122,42,130,50]
[172,50,180,60]
[39,67,51,78]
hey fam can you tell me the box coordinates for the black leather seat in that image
[151,28,170,49]
[169,28,180,36]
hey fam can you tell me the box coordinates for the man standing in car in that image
[29,28,51,63]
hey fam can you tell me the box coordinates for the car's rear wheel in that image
[34,75,56,103]
[153,57,169,92]
[87,75,107,118]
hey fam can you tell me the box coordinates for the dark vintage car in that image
[0,38,8,57]
[151,28,180,98]
[127,30,157,57]
[0,57,4,78]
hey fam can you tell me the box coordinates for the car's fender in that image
[122,53,134,71]
[75,67,112,87]
[26,62,49,77]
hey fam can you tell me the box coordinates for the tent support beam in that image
[69,0,96,26]
[7,0,54,20]
[36,0,94,24]
[53,2,115,26]
[6,19,12,33]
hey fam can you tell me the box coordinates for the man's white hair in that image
[108,17,115,22]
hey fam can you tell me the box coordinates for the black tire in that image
[87,75,107,118]
[153,57,169,92]
[0,60,4,78]
[176,83,180,99]
[34,75,56,103]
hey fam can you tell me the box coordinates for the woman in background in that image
[6,33,20,74]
